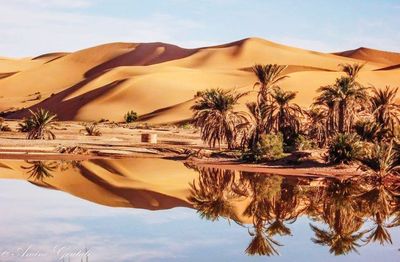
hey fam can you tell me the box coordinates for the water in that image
[0,158,399,261]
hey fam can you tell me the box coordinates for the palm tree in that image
[339,63,365,80]
[252,64,288,104]
[313,90,338,135]
[270,87,303,143]
[306,107,328,146]
[24,108,57,140]
[370,86,400,137]
[316,77,369,133]
[191,89,248,149]
[241,101,271,150]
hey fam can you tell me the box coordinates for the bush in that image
[358,141,399,177]
[295,135,317,150]
[0,123,11,132]
[18,118,34,132]
[242,133,284,162]
[124,110,138,123]
[82,123,101,136]
[327,133,362,164]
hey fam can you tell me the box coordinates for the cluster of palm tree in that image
[191,63,400,169]
[187,165,400,256]
[192,64,302,153]
[310,63,400,146]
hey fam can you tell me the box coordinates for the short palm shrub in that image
[242,133,284,162]
[327,133,362,164]
[0,119,11,131]
[23,109,57,140]
[124,110,138,123]
[358,141,400,177]
[82,123,102,136]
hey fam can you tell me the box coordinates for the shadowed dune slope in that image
[335,47,400,66]
[1,37,399,123]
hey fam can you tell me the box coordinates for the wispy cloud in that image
[0,1,202,57]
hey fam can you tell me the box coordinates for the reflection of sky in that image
[0,180,399,262]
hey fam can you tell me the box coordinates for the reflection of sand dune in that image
[0,158,196,210]
[1,37,399,123]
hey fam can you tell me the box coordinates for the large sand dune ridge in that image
[1,37,399,123]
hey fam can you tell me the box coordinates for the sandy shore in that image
[0,120,364,178]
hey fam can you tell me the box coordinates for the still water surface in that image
[0,158,399,261]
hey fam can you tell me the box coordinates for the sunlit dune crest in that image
[0,37,399,123]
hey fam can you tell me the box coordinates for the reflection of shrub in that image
[327,133,361,164]
[295,135,317,150]
[242,133,284,162]
[124,110,138,123]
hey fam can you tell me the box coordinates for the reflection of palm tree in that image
[358,180,399,245]
[310,223,367,255]
[310,179,367,255]
[365,212,392,245]
[188,167,240,222]
[22,161,59,181]
[246,219,281,256]
[267,178,303,236]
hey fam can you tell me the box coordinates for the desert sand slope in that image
[335,47,400,67]
[1,37,399,123]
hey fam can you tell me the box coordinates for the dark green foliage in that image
[327,133,361,164]
[124,110,138,123]
[242,133,284,162]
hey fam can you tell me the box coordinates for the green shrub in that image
[82,123,102,136]
[295,135,317,150]
[124,110,138,123]
[18,118,34,132]
[358,141,399,177]
[327,133,362,164]
[242,133,284,162]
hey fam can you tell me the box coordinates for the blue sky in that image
[1,0,399,57]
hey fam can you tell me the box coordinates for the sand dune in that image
[0,37,399,123]
[335,47,400,67]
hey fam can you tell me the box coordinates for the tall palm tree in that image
[191,88,248,149]
[252,64,288,104]
[315,77,369,133]
[241,101,271,150]
[370,86,400,137]
[339,63,365,80]
[313,90,338,135]
[306,107,328,146]
[24,108,57,140]
[270,87,303,142]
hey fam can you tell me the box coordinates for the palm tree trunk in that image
[338,101,346,133]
